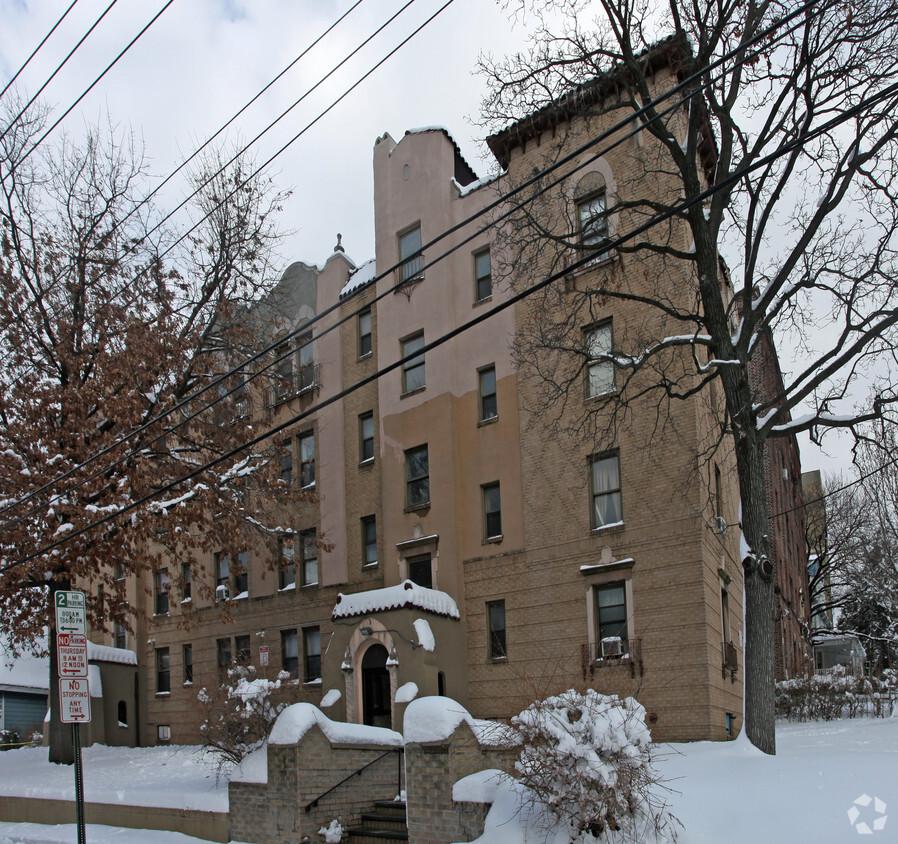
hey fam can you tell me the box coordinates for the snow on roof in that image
[332,580,460,620]
[339,258,377,299]
[269,702,402,747]
[87,642,138,666]
[0,637,48,692]
[403,697,516,747]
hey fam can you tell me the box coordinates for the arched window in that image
[574,171,609,252]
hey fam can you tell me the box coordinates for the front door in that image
[361,644,391,728]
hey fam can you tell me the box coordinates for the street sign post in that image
[259,645,269,666]
[53,590,89,844]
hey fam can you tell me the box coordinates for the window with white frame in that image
[299,430,315,487]
[590,454,622,528]
[575,171,609,253]
[595,582,628,644]
[586,323,614,397]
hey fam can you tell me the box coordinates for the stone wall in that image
[228,725,404,844]
[405,721,517,844]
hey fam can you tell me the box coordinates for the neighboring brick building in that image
[89,42,819,746]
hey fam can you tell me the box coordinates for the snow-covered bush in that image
[511,689,678,842]
[0,729,19,750]
[776,666,898,721]
[198,663,300,772]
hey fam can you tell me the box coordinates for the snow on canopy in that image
[269,702,402,747]
[331,580,460,620]
[340,258,376,299]
[403,697,516,746]
[87,642,138,665]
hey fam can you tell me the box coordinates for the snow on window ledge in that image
[155,691,171,698]
[278,583,296,593]
[591,521,624,534]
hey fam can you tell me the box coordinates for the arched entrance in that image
[361,644,392,728]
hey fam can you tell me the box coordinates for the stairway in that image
[345,798,408,843]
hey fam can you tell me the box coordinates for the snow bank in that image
[412,618,435,651]
[230,743,268,784]
[332,580,459,620]
[269,703,402,747]
[403,697,515,746]
[452,769,508,804]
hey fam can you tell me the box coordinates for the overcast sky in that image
[0,0,854,478]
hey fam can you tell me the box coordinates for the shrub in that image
[511,688,679,842]
[776,666,898,721]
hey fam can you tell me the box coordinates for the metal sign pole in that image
[72,723,86,844]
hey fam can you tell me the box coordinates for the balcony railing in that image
[581,638,642,680]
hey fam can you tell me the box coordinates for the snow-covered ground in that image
[0,717,894,842]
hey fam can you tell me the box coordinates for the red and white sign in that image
[59,678,91,723]
[259,645,269,666]
[56,633,88,678]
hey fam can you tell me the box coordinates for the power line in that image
[1,0,177,180]
[0,0,82,102]
[5,63,890,574]
[0,0,118,142]
[0,0,829,527]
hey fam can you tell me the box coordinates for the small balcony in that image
[581,638,642,680]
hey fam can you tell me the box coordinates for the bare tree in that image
[0,96,304,762]
[478,0,898,752]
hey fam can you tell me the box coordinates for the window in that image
[359,412,375,463]
[590,454,622,528]
[399,225,423,283]
[217,638,232,669]
[586,323,614,397]
[721,588,731,646]
[358,308,372,357]
[298,332,315,391]
[273,342,293,402]
[482,483,502,540]
[116,562,127,581]
[595,583,628,643]
[118,700,127,726]
[114,623,127,650]
[401,332,425,393]
[183,644,193,684]
[279,537,296,590]
[234,371,249,418]
[406,445,430,508]
[97,584,105,622]
[282,630,298,679]
[479,365,497,421]
[474,249,492,301]
[215,552,230,601]
[301,529,318,586]
[303,627,321,682]
[407,553,433,589]
[299,431,315,487]
[154,571,170,615]
[231,551,247,597]
[280,441,293,485]
[156,648,170,694]
[362,515,377,566]
[715,463,724,520]
[157,725,171,743]
[235,635,251,665]
[487,600,507,659]
[180,562,191,601]
[576,172,609,252]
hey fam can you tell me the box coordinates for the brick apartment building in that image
[89,44,815,747]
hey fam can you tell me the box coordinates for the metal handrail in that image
[303,746,403,813]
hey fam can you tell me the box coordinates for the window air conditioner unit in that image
[601,638,623,658]
[716,516,728,536]
[216,584,229,601]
